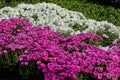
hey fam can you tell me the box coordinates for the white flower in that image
[102,34,109,38]
[99,46,109,50]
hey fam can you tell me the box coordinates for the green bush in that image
[19,62,44,80]
[0,50,24,79]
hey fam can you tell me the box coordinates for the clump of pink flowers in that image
[0,18,120,80]
[0,18,32,54]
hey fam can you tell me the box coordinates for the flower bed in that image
[0,3,120,47]
[0,2,120,80]
[0,18,120,80]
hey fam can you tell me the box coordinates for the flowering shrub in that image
[0,18,32,55]
[0,3,120,47]
[18,31,120,80]
[18,31,103,80]
[0,18,120,80]
[0,18,31,62]
[0,18,32,78]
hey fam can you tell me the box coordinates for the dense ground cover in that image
[0,18,120,80]
[0,0,120,26]
[0,0,120,80]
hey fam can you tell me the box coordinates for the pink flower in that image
[24,62,29,66]
[2,50,8,54]
[97,74,103,79]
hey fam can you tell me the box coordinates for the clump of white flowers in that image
[0,3,86,35]
[0,2,120,47]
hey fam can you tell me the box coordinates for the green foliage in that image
[19,61,44,80]
[96,26,118,46]
[0,49,24,79]
[70,23,88,32]
[0,49,23,69]
[77,73,97,80]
